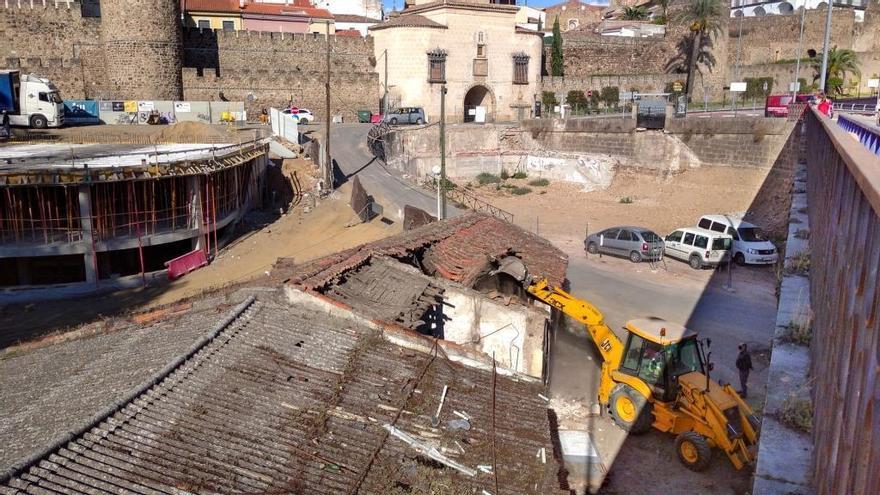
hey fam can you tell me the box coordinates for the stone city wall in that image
[182,29,379,120]
[0,4,379,118]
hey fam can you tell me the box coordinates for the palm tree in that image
[812,46,860,94]
[622,6,649,21]
[676,0,723,97]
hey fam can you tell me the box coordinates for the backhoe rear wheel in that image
[609,384,653,434]
[675,431,712,471]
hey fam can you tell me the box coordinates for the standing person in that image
[1,109,10,140]
[817,92,833,117]
[736,343,754,398]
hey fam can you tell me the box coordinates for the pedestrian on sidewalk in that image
[736,343,754,398]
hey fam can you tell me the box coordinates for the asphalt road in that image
[328,123,459,220]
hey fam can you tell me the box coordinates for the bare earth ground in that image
[0,159,398,346]
[461,165,789,260]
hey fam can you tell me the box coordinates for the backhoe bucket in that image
[490,256,529,284]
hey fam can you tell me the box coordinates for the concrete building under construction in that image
[0,141,268,290]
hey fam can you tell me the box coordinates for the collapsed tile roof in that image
[0,290,567,495]
[279,212,568,291]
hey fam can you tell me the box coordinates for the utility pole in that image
[793,6,806,100]
[324,20,333,192]
[383,49,389,117]
[733,11,744,113]
[819,2,834,93]
[439,85,447,220]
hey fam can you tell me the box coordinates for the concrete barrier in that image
[269,107,299,144]
[93,100,246,125]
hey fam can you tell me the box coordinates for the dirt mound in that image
[150,121,234,143]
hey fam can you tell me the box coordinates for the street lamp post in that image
[792,6,806,101]
[819,2,834,92]
[438,84,447,220]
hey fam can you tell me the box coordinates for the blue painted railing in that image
[837,114,880,157]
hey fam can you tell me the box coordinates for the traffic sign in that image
[672,82,683,92]
[730,82,747,92]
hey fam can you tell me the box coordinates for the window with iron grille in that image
[513,53,530,85]
[427,49,447,84]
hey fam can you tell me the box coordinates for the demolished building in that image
[0,213,571,494]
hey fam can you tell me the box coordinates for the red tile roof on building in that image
[369,13,448,31]
[183,0,332,19]
[279,212,568,290]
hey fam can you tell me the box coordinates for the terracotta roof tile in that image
[369,13,448,31]
[281,212,568,290]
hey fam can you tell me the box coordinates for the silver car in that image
[585,226,664,263]
[386,107,425,125]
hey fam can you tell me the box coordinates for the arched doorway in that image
[463,84,494,123]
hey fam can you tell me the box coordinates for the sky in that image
[381,0,610,12]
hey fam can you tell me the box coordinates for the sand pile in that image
[150,121,234,144]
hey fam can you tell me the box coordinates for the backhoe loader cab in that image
[618,319,705,403]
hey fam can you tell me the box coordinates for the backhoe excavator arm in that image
[526,278,625,368]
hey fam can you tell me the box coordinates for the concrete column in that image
[16,258,31,286]
[77,184,98,285]
[188,176,206,252]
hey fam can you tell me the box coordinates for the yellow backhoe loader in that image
[493,257,760,471]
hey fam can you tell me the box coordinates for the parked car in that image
[585,226,665,263]
[385,107,425,125]
[664,227,732,269]
[697,214,778,266]
[282,107,314,124]
[764,94,814,118]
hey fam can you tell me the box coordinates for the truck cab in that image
[0,71,64,129]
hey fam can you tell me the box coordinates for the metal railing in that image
[804,107,880,495]
[836,114,880,157]
[832,102,877,114]
[422,175,513,223]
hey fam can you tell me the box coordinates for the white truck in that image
[0,70,64,129]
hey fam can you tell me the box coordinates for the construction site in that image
[1,102,879,495]
[0,124,269,292]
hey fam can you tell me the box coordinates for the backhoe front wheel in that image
[609,384,653,434]
[675,431,713,471]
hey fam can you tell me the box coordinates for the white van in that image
[664,227,733,269]
[697,215,778,266]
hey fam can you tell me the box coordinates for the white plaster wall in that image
[440,286,547,378]
[371,5,543,123]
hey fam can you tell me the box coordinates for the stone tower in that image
[100,0,184,100]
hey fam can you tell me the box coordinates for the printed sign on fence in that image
[174,102,191,112]
[138,101,155,112]
[123,101,137,113]
[112,101,125,112]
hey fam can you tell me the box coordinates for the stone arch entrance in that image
[463,84,495,123]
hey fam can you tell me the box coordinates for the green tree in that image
[676,0,723,98]
[542,91,559,112]
[811,46,860,94]
[600,86,620,107]
[622,6,649,20]
[551,16,564,77]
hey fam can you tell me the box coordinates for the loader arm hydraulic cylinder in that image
[527,279,624,367]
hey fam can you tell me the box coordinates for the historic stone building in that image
[0,0,378,120]
[542,0,605,32]
[370,0,544,123]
